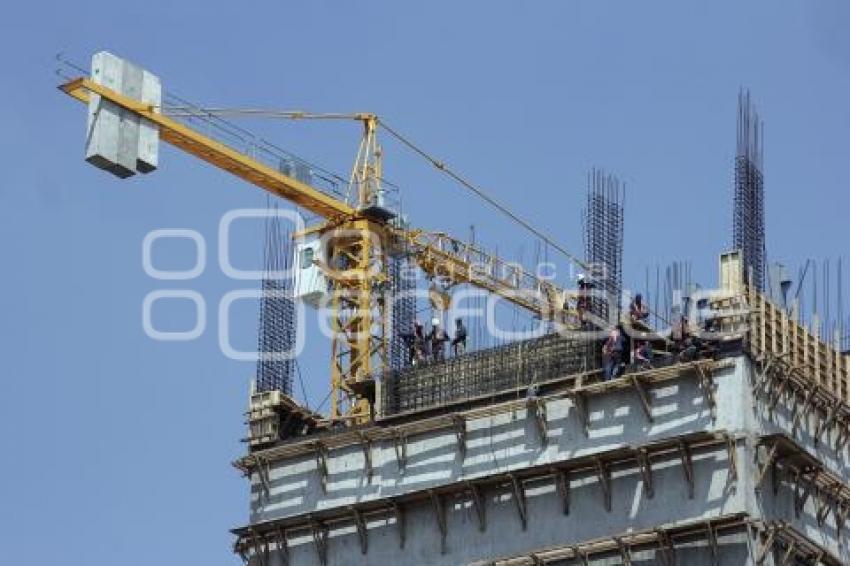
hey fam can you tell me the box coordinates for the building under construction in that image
[232,262,850,566]
[57,53,850,565]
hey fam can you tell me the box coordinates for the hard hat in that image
[432,317,440,326]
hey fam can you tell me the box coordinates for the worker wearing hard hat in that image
[451,318,467,356]
[429,318,448,361]
[576,274,592,327]
[400,320,427,366]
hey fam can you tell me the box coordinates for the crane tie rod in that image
[380,121,677,330]
[378,120,589,273]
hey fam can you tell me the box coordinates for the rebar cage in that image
[381,332,600,416]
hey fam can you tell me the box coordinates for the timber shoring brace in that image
[232,430,740,558]
[475,515,842,566]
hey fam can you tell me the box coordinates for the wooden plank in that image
[789,311,799,362]
[827,336,835,398]
[781,307,789,361]
[801,336,808,380]
[770,298,778,356]
[814,320,821,386]
[759,294,766,360]
[844,352,849,404]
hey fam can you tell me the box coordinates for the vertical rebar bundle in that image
[584,168,625,322]
[734,89,766,292]
[255,209,297,394]
[388,254,417,370]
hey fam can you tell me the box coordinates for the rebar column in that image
[255,209,297,394]
[388,254,417,370]
[584,168,625,322]
[733,89,766,292]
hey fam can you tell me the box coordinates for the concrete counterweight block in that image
[84,51,160,178]
[85,51,130,177]
[116,60,142,177]
[137,69,161,173]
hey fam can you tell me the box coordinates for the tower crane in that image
[58,55,591,425]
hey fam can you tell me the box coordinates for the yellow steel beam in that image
[398,228,581,327]
[59,77,355,220]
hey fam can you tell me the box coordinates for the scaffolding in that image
[734,89,766,292]
[255,208,297,394]
[584,168,625,322]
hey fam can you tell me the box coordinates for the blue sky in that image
[1,2,849,564]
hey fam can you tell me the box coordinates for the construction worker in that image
[429,318,448,362]
[602,326,625,380]
[404,320,425,365]
[672,314,701,362]
[576,274,592,327]
[451,318,467,356]
[628,293,649,325]
[633,340,652,369]
[678,328,701,363]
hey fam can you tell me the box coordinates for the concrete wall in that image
[239,355,850,565]
[254,445,746,566]
[742,359,850,562]
[744,359,850,477]
[259,530,758,566]
[251,359,743,522]
[756,477,850,563]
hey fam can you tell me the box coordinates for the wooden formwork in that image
[233,430,741,564]
[245,390,324,448]
[235,359,727,476]
[745,286,850,404]
[478,514,842,566]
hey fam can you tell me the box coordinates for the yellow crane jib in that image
[60,77,354,221]
[396,228,581,327]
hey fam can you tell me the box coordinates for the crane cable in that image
[379,120,677,330]
[378,120,590,273]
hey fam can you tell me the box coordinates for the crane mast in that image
[59,60,584,425]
